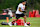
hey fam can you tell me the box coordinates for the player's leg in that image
[21,14,26,23]
[23,15,26,23]
[12,18,18,26]
[8,14,20,26]
[23,15,28,26]
[8,18,18,26]
[21,13,28,26]
[13,14,20,26]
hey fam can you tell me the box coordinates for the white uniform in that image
[8,3,28,27]
[16,3,25,14]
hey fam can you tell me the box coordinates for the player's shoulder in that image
[19,3,23,5]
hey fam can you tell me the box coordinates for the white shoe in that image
[8,22,12,26]
[14,23,16,26]
[24,23,28,27]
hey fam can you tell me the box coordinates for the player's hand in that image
[22,11,26,13]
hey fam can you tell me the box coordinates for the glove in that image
[22,11,26,13]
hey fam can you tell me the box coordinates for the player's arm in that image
[23,6,27,13]
[19,7,26,13]
[19,7,22,12]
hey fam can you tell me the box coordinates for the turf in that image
[0,17,40,27]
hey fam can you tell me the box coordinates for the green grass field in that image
[0,17,40,27]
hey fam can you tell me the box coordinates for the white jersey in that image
[16,3,25,14]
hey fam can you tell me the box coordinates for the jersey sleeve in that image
[18,4,22,8]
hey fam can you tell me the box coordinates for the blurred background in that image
[0,0,40,17]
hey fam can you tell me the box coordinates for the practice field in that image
[0,17,40,27]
